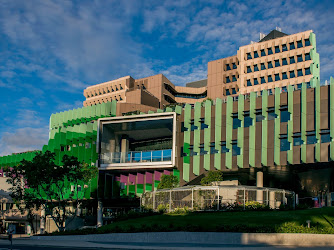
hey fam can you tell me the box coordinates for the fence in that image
[141,185,295,212]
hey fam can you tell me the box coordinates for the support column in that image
[97,200,103,227]
[269,191,276,209]
[256,171,263,204]
[121,136,129,163]
[40,207,45,234]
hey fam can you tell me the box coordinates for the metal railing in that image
[101,149,172,164]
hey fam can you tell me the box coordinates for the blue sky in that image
[0,0,334,156]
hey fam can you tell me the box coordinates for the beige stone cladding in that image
[207,55,239,100]
[83,76,133,106]
[238,30,313,95]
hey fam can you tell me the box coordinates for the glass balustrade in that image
[101,149,172,164]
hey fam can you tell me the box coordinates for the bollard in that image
[306,220,311,228]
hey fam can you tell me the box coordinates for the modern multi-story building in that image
[0,29,332,230]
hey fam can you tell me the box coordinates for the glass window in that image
[282,44,288,52]
[189,148,197,156]
[307,135,317,144]
[275,60,280,67]
[210,142,219,154]
[297,40,303,48]
[268,61,273,68]
[244,115,253,127]
[297,69,303,77]
[282,72,288,80]
[232,141,240,156]
[247,79,252,86]
[191,124,198,131]
[290,56,295,64]
[275,46,280,53]
[289,42,295,50]
[305,67,311,75]
[305,53,311,61]
[281,109,290,122]
[297,54,303,62]
[282,58,288,66]
[256,114,265,122]
[201,122,208,130]
[293,136,303,146]
[290,70,295,78]
[268,110,277,120]
[247,53,252,60]
[221,142,229,153]
[321,133,331,143]
[232,75,237,82]
[306,82,311,88]
[233,117,241,129]
[200,144,207,155]
[261,77,266,84]
[267,48,273,55]
[254,78,259,85]
[304,39,311,46]
[260,63,266,70]
[282,86,287,92]
[226,64,231,71]
[254,64,259,72]
[275,74,280,81]
[226,89,231,96]
[254,51,259,58]
[247,66,252,73]
[232,63,237,69]
[181,122,188,132]
[280,137,290,151]
[261,49,266,57]
[232,88,237,95]
[268,75,273,82]
[296,83,302,90]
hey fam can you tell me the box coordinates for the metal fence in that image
[141,185,295,212]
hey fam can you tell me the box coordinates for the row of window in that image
[246,38,311,60]
[60,141,96,151]
[184,141,240,156]
[225,62,238,71]
[86,85,124,98]
[225,75,239,83]
[246,53,311,74]
[246,67,311,87]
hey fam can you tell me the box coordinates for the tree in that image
[6,151,97,232]
[157,175,179,189]
[200,170,223,186]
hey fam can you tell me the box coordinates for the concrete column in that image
[40,207,45,234]
[121,136,129,163]
[97,200,103,227]
[76,203,81,217]
[256,171,263,204]
[269,191,276,209]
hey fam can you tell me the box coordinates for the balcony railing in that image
[101,149,172,164]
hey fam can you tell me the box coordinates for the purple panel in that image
[0,168,3,177]
[163,170,171,175]
[129,174,136,184]
[120,174,128,184]
[154,171,162,181]
[145,172,153,184]
[115,176,120,182]
[137,173,144,184]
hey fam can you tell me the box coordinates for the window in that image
[282,58,288,66]
[293,134,303,146]
[210,142,219,154]
[261,49,266,57]
[233,115,241,129]
[275,60,280,67]
[275,46,280,53]
[305,67,311,75]
[226,76,231,83]
[247,66,252,73]
[226,89,231,96]
[231,88,237,95]
[305,53,311,61]
[290,70,295,78]
[280,136,290,151]
[297,54,303,63]
[232,140,240,156]
[200,122,208,130]
[247,79,252,86]
[268,75,273,82]
[320,130,331,143]
[297,69,303,77]
[268,61,273,69]
[304,38,311,46]
[232,63,237,69]
[254,78,259,85]
[260,63,266,70]
[268,108,277,120]
[260,77,266,84]
[268,89,273,95]
[282,72,288,80]
[254,64,259,72]
[190,120,198,131]
[296,83,302,90]
[247,53,252,60]
[289,42,295,50]
[307,133,317,144]
[282,86,287,92]
[200,144,207,155]
[232,75,237,82]
[256,113,265,122]
[254,51,259,58]
[226,64,231,71]
[267,47,273,55]
[297,40,303,48]
[306,82,311,88]
[290,56,295,64]
[275,74,280,81]
[244,113,253,127]
[282,44,288,52]
[221,142,229,153]
[281,107,290,122]
[181,122,188,132]
[189,147,197,156]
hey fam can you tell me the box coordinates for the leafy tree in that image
[157,175,179,189]
[200,170,223,186]
[5,151,97,232]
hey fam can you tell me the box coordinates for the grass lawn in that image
[96,207,334,234]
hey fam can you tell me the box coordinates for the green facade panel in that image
[204,100,212,170]
[237,95,244,168]
[193,102,201,175]
[214,98,222,170]
[274,88,280,165]
[301,82,307,162]
[314,78,321,161]
[261,90,268,166]
[287,85,294,164]
[249,92,256,167]
[225,96,233,169]
[182,104,192,181]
